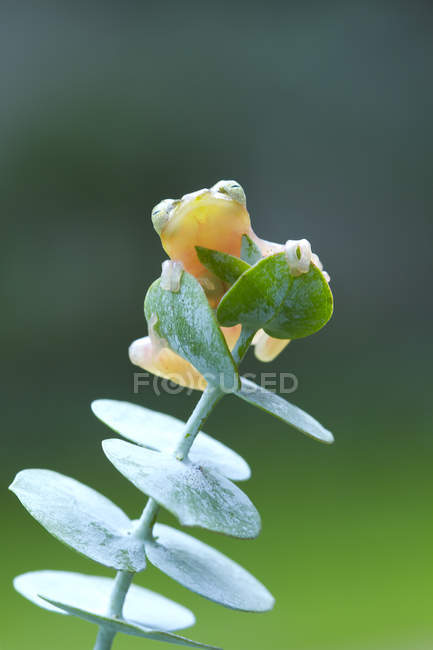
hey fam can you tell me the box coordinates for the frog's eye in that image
[151,198,179,235]
[211,180,246,206]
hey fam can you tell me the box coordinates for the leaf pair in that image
[11,471,271,613]
[96,400,259,538]
[14,571,216,649]
[11,400,273,614]
[92,399,250,481]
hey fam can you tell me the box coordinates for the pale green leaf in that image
[14,571,219,648]
[9,470,147,571]
[236,377,334,444]
[103,439,261,538]
[146,523,274,611]
[13,571,194,630]
[91,399,250,481]
[145,270,239,391]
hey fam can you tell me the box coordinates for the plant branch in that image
[175,383,224,460]
[94,627,116,650]
[93,381,229,650]
[133,497,160,541]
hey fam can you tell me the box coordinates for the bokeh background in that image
[2,1,432,649]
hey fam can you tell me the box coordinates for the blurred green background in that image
[1,1,432,649]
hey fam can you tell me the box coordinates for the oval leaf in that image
[264,264,333,339]
[236,377,334,444]
[92,399,250,481]
[13,570,193,630]
[218,252,333,340]
[195,246,250,285]
[9,470,147,571]
[145,270,239,391]
[14,571,218,649]
[146,523,274,612]
[103,439,261,538]
[217,253,291,329]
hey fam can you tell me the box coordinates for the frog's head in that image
[151,181,252,305]
[152,180,249,239]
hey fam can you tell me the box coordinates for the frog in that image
[148,179,329,363]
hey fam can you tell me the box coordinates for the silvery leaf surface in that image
[14,571,218,648]
[146,523,274,611]
[103,439,261,538]
[145,271,239,391]
[91,399,250,481]
[9,470,147,571]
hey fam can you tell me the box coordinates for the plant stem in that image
[133,497,160,541]
[92,382,226,650]
[175,383,223,460]
[94,627,116,650]
[107,571,134,615]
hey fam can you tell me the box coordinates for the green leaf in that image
[146,523,274,612]
[92,400,250,481]
[9,470,147,571]
[195,246,250,285]
[236,377,334,444]
[217,253,291,329]
[145,270,239,391]
[217,252,333,339]
[240,234,262,265]
[14,571,219,648]
[264,264,333,339]
[103,439,261,538]
[14,571,194,630]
